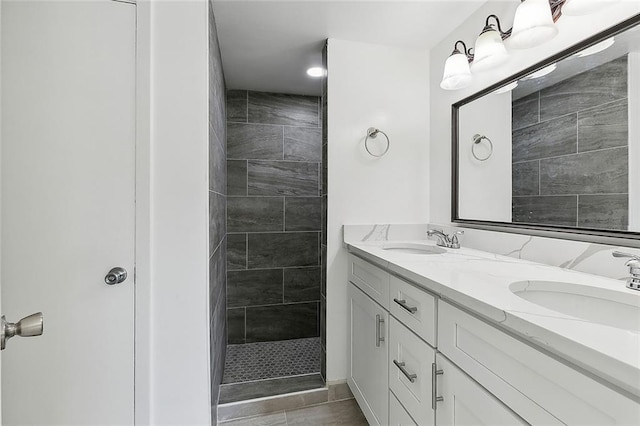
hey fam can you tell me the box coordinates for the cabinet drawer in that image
[389,317,435,426]
[438,301,640,425]
[389,390,417,426]
[390,275,436,346]
[348,254,390,309]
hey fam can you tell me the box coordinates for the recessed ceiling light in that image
[574,37,615,58]
[306,67,325,78]
[493,81,518,94]
[523,63,557,80]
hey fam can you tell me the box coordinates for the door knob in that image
[1,312,44,350]
[105,267,127,285]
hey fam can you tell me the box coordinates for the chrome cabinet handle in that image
[375,314,385,347]
[1,312,44,350]
[105,267,128,285]
[393,360,417,383]
[393,298,418,314]
[432,363,444,410]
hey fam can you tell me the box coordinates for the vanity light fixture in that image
[493,81,518,94]
[561,0,621,16]
[471,15,511,73]
[574,36,615,57]
[508,0,558,49]
[306,67,325,77]
[440,41,473,90]
[522,62,557,79]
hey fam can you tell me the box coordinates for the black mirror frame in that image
[451,13,640,243]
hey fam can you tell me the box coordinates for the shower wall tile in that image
[248,161,319,196]
[285,197,322,231]
[248,232,319,269]
[512,92,539,131]
[578,194,628,230]
[512,161,539,196]
[539,56,627,122]
[227,308,245,344]
[284,267,321,303]
[227,123,283,160]
[210,241,226,304]
[512,114,577,163]
[513,195,578,227]
[227,90,248,123]
[209,191,226,257]
[284,127,322,161]
[227,160,247,196]
[245,302,319,342]
[539,147,628,195]
[248,91,319,127]
[578,98,628,152]
[209,132,226,194]
[227,197,284,232]
[227,233,247,270]
[227,269,283,308]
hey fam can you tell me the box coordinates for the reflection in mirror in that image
[456,17,640,235]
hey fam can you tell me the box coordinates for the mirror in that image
[454,15,640,238]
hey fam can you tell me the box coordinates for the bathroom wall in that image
[225,90,322,344]
[326,39,430,382]
[208,1,227,421]
[512,56,629,230]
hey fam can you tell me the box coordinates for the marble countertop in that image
[346,239,640,398]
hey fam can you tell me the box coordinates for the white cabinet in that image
[348,282,389,425]
[389,275,437,346]
[435,354,526,426]
[389,391,417,426]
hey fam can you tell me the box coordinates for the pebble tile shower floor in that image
[222,337,321,384]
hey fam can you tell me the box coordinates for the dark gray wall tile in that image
[248,232,319,268]
[578,194,628,230]
[227,90,247,123]
[227,160,247,196]
[248,161,319,196]
[228,197,284,232]
[210,241,226,302]
[209,132,226,194]
[578,98,628,152]
[512,161,539,196]
[284,267,321,303]
[227,123,283,160]
[227,308,245,344]
[248,92,319,127]
[512,92,539,131]
[245,302,319,342]
[540,147,628,195]
[285,197,322,231]
[320,295,326,349]
[321,196,327,245]
[227,233,247,270]
[209,191,226,257]
[284,127,322,161]
[321,244,326,297]
[512,114,577,163]
[513,196,578,227]
[227,269,283,308]
[539,56,627,122]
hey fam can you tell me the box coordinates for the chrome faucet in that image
[427,228,464,249]
[612,251,640,291]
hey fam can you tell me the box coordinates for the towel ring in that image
[365,127,390,158]
[471,134,493,162]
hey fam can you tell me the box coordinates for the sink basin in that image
[510,281,640,330]
[381,243,446,255]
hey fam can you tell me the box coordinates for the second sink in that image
[382,243,446,255]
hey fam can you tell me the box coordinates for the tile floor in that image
[219,399,367,426]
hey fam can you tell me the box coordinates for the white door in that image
[0,1,136,424]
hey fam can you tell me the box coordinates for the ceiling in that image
[212,1,488,96]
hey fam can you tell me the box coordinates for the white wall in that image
[145,1,211,424]
[326,39,430,382]
[430,1,640,228]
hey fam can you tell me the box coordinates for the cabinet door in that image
[348,283,389,426]
[390,390,418,426]
[435,354,526,426]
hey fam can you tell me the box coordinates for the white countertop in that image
[346,239,640,399]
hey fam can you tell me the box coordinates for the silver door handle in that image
[393,298,418,314]
[105,267,127,285]
[1,312,44,350]
[393,360,417,383]
[432,363,444,410]
[375,314,385,347]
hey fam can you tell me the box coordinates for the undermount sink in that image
[381,243,446,255]
[510,280,640,331]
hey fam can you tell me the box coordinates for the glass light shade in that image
[508,0,558,49]
[574,37,615,57]
[523,63,557,80]
[562,0,620,16]
[440,52,472,90]
[471,29,508,72]
[493,81,518,95]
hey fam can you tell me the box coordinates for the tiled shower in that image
[220,89,325,403]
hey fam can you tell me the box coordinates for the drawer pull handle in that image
[375,314,385,347]
[393,360,417,383]
[432,363,444,410]
[393,298,418,314]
